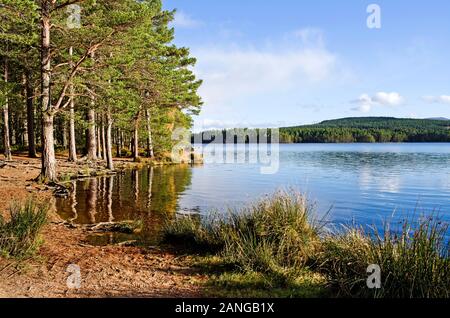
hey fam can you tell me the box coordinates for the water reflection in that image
[56,144,450,245]
[55,165,192,245]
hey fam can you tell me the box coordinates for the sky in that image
[163,0,450,131]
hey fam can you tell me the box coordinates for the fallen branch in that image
[61,221,141,234]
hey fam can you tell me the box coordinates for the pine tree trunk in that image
[145,109,154,158]
[68,47,77,162]
[115,128,121,158]
[10,114,16,146]
[25,71,37,158]
[68,97,77,162]
[86,108,97,161]
[96,121,102,160]
[86,51,97,161]
[41,112,57,181]
[101,116,106,160]
[23,117,29,147]
[120,130,124,156]
[2,59,12,161]
[62,119,68,149]
[105,108,114,170]
[133,116,140,162]
[39,1,57,181]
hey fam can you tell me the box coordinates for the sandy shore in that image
[0,156,204,298]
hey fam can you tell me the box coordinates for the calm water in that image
[56,143,450,244]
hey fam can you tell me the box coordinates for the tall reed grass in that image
[317,218,450,298]
[163,192,450,298]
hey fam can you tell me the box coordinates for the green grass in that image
[163,192,450,298]
[0,199,48,258]
[205,270,328,298]
[317,219,450,298]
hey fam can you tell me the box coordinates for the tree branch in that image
[51,0,86,12]
[54,31,116,111]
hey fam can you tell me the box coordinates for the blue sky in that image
[164,0,450,130]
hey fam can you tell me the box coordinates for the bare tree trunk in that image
[2,59,12,161]
[86,108,97,161]
[120,129,124,156]
[67,47,77,162]
[68,98,77,162]
[133,120,139,161]
[86,50,97,161]
[40,2,57,181]
[21,74,29,148]
[105,108,114,170]
[41,112,57,181]
[96,120,102,160]
[145,109,154,158]
[101,116,106,160]
[23,116,29,147]
[25,71,37,158]
[62,119,68,149]
[10,115,16,146]
[115,128,121,158]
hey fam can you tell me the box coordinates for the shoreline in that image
[0,155,205,298]
[1,153,449,298]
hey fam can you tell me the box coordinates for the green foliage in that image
[0,199,48,258]
[317,218,450,298]
[194,117,450,144]
[164,192,323,284]
[163,192,450,298]
[0,0,202,162]
[203,268,328,298]
[280,117,450,143]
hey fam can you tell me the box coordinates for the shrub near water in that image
[317,219,450,298]
[220,193,322,281]
[164,192,324,284]
[164,192,450,298]
[0,199,48,258]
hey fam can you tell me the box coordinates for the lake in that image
[55,143,450,244]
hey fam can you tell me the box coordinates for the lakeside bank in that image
[0,155,205,298]
[1,155,449,298]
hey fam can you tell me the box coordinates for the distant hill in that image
[426,117,449,121]
[285,117,450,130]
[279,117,450,143]
[193,117,450,144]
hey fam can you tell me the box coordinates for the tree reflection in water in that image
[55,165,192,245]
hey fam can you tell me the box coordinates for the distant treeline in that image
[193,117,450,144]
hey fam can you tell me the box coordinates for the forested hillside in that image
[0,0,202,181]
[193,117,450,144]
[280,117,450,143]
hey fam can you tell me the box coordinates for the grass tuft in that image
[0,199,48,258]
[317,218,450,298]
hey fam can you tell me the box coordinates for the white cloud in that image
[193,29,344,109]
[372,92,404,106]
[172,11,203,29]
[351,94,373,113]
[422,95,450,105]
[351,92,405,113]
